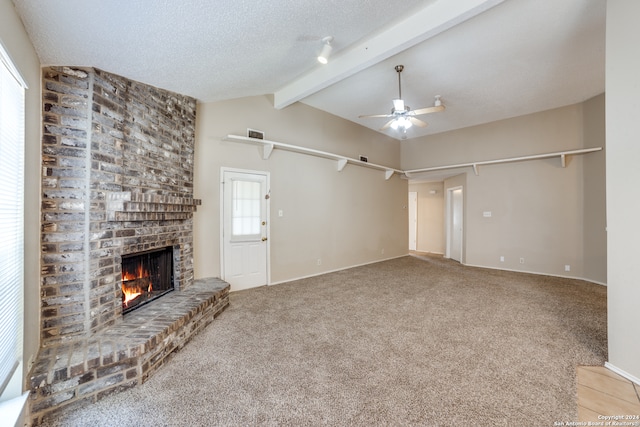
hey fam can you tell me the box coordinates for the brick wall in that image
[40,66,200,345]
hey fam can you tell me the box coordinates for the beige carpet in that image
[41,255,607,426]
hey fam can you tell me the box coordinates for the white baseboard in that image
[269,254,407,286]
[412,250,444,256]
[266,254,607,288]
[463,262,607,287]
[605,362,640,386]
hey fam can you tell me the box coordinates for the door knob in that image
[262,237,268,241]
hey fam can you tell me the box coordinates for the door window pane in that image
[231,180,261,237]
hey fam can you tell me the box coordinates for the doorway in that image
[221,168,270,291]
[446,187,463,263]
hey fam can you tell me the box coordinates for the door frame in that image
[219,167,271,287]
[408,191,418,251]
[445,186,463,263]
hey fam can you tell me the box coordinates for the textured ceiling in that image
[12,0,605,140]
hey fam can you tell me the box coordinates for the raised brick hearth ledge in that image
[29,278,230,426]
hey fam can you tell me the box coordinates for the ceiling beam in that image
[273,0,505,109]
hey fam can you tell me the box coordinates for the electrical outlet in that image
[381,248,385,255]
[317,258,322,266]
[520,257,525,264]
[565,265,571,272]
[500,256,505,262]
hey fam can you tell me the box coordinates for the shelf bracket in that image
[337,158,348,172]
[262,143,274,160]
[384,170,394,180]
[560,153,567,168]
[473,164,479,176]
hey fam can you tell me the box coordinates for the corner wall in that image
[582,95,607,284]
[402,97,606,283]
[193,95,408,285]
[605,0,640,384]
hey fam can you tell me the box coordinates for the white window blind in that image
[0,42,26,397]
[231,180,261,237]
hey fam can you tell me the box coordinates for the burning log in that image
[122,276,152,307]
[123,276,152,292]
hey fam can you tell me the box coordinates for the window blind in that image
[0,42,26,397]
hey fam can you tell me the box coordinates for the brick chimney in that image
[40,66,200,344]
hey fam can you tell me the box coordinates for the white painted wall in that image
[407,182,445,254]
[583,95,607,285]
[194,96,408,284]
[605,0,640,383]
[402,99,606,282]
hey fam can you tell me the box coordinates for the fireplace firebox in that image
[121,246,174,314]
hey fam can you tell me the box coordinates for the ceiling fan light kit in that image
[390,116,412,130]
[359,64,445,138]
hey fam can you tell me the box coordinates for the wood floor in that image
[577,366,640,422]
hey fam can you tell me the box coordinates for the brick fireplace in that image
[29,67,229,425]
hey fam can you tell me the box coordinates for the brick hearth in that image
[30,67,228,425]
[29,279,229,426]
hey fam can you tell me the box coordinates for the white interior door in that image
[447,187,463,263]
[408,191,417,251]
[221,169,269,291]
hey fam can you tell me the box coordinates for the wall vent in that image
[247,128,264,139]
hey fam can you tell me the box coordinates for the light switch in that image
[483,211,492,217]
[278,209,283,217]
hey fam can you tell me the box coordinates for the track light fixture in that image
[317,36,333,64]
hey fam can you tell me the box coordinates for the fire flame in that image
[122,263,153,307]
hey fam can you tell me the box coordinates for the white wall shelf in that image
[223,135,602,180]
[404,147,603,177]
[222,135,403,180]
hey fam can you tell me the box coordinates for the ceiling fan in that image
[359,65,444,135]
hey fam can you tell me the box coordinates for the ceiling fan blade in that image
[411,104,445,116]
[380,119,396,130]
[409,117,428,128]
[359,113,394,118]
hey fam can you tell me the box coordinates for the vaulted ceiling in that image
[12,0,605,140]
